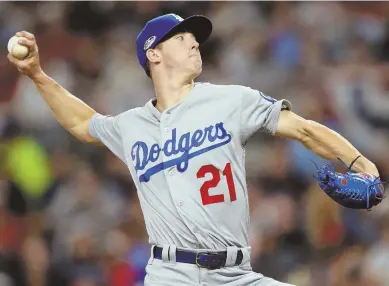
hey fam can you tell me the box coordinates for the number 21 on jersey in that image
[196,162,237,205]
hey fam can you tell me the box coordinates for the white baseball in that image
[7,35,29,59]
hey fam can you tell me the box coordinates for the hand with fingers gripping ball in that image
[7,31,42,79]
[313,156,385,210]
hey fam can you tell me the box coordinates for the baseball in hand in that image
[7,35,29,59]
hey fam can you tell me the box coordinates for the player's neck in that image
[153,77,194,112]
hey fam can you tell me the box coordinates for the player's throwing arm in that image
[7,31,99,144]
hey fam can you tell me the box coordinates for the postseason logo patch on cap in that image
[144,36,156,50]
[170,14,183,22]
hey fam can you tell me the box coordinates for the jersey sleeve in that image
[89,113,126,163]
[240,86,292,143]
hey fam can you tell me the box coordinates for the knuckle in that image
[21,30,35,39]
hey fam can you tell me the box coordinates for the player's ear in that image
[146,48,161,64]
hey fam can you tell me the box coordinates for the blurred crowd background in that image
[1,2,389,286]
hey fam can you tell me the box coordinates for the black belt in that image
[153,246,243,269]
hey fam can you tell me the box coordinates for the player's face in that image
[159,32,202,78]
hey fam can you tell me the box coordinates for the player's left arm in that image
[274,110,379,177]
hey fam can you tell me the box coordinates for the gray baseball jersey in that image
[89,82,291,250]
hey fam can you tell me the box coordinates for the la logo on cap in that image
[144,36,156,50]
[170,14,183,22]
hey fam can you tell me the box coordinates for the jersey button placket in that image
[161,112,185,211]
[160,117,181,208]
[165,164,176,178]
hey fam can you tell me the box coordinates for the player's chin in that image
[190,56,202,67]
[193,61,202,73]
[186,60,202,78]
[192,65,202,78]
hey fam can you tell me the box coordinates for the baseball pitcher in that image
[8,13,384,286]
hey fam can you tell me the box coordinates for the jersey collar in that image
[145,82,201,121]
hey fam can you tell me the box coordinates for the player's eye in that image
[176,35,184,40]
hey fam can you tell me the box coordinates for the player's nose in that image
[190,40,199,50]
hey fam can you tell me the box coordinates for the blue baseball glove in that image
[312,156,385,210]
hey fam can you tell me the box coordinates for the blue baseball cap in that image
[136,13,212,77]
